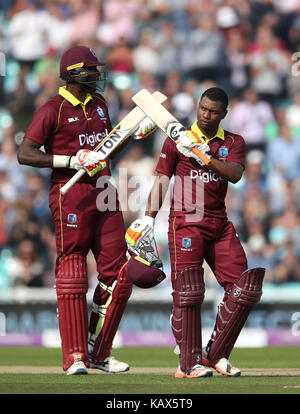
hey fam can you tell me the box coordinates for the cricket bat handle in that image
[60,169,85,195]
[192,147,212,166]
[131,89,211,166]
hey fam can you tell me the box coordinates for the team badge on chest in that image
[219,146,228,161]
[97,107,105,118]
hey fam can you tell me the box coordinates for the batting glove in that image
[69,149,106,176]
[177,130,211,166]
[132,116,156,140]
[125,216,154,249]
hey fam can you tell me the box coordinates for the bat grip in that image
[192,147,212,166]
[60,169,85,194]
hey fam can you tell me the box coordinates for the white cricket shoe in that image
[175,364,213,378]
[66,361,88,375]
[89,356,130,373]
[202,350,241,377]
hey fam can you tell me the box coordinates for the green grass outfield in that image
[0,346,299,396]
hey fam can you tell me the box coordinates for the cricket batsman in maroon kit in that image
[17,46,156,375]
[126,87,265,378]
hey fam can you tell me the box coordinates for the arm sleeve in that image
[155,137,178,178]
[24,103,57,147]
[227,134,246,168]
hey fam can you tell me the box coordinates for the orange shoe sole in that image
[175,368,213,378]
[202,358,241,377]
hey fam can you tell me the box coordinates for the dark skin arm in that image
[17,134,133,168]
[207,158,244,184]
[145,172,170,218]
[17,138,53,168]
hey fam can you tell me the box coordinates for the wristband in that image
[66,156,72,168]
[53,155,70,168]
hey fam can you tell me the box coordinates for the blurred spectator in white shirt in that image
[248,23,290,102]
[7,0,51,67]
[224,88,274,152]
[132,28,159,75]
[44,2,72,53]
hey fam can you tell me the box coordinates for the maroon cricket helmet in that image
[60,45,104,77]
[126,252,166,289]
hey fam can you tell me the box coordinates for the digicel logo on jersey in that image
[79,130,108,147]
[190,169,223,183]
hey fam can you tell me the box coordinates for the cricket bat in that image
[60,90,167,195]
[132,89,211,166]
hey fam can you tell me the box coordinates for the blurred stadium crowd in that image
[0,0,300,289]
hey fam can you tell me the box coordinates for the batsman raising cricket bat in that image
[17,46,165,376]
[126,87,265,378]
[60,90,167,194]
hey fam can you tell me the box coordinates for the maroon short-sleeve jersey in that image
[24,86,113,183]
[155,123,245,219]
